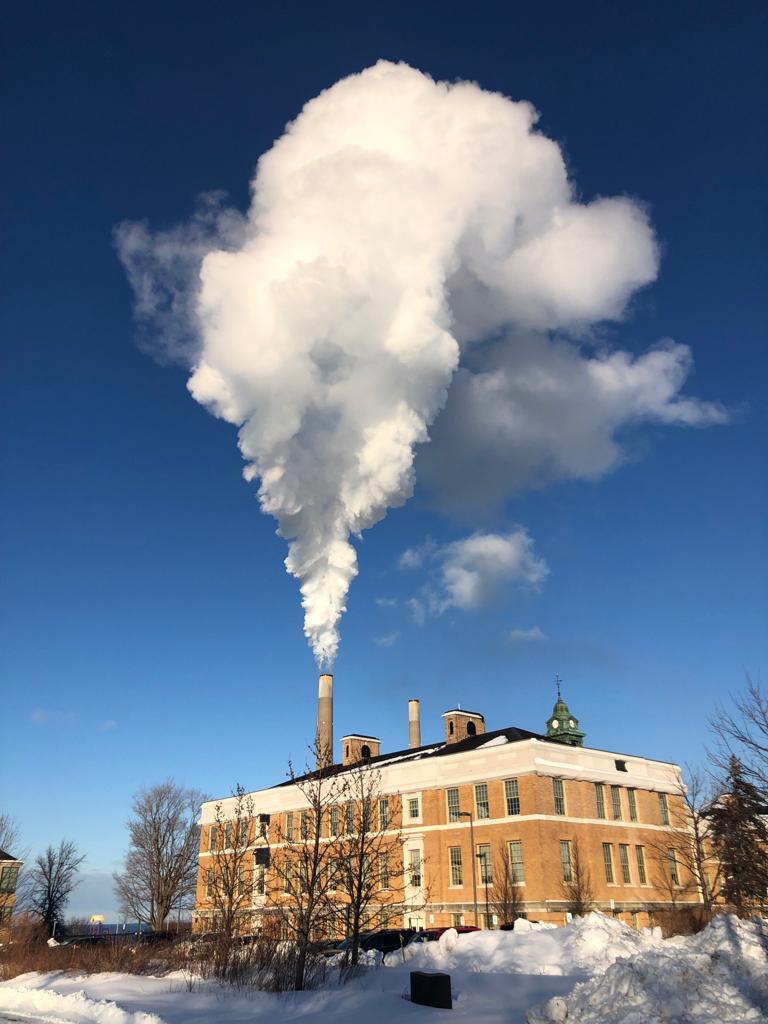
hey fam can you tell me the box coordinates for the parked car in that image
[420,925,481,941]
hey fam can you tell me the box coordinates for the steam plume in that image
[117,61,718,666]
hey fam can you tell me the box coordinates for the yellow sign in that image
[89,915,105,924]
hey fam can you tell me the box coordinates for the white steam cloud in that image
[400,530,549,615]
[117,60,723,666]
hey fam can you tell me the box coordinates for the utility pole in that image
[458,811,478,927]
[478,849,490,928]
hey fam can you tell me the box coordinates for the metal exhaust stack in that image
[408,698,421,749]
[316,673,334,768]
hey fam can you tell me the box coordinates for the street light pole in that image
[458,811,478,927]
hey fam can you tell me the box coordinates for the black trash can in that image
[410,970,452,1009]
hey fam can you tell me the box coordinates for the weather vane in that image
[555,673,562,700]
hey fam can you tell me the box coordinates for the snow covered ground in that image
[0,913,765,1024]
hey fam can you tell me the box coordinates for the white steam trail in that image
[118,61,661,666]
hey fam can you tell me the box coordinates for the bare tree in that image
[672,766,722,918]
[560,839,594,917]
[28,840,85,936]
[333,763,408,966]
[268,749,348,990]
[492,845,525,925]
[204,785,257,977]
[710,676,768,793]
[113,779,205,931]
[0,813,22,856]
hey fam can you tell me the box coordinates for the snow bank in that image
[399,912,660,977]
[0,970,164,1023]
[527,914,768,1024]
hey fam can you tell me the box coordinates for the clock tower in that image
[545,676,585,747]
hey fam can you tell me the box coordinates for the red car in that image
[420,925,481,941]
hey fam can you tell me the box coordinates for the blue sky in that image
[1,2,765,919]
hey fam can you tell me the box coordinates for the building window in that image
[224,823,233,849]
[478,843,492,883]
[635,845,647,885]
[254,863,265,895]
[300,809,308,840]
[559,840,573,882]
[447,788,460,822]
[627,788,638,822]
[452,913,463,928]
[284,864,292,893]
[330,806,340,836]
[328,859,339,891]
[209,825,218,851]
[475,783,490,819]
[553,778,566,815]
[658,792,670,826]
[379,853,390,889]
[504,778,520,816]
[667,848,679,886]
[619,844,631,884]
[409,849,422,887]
[362,799,372,833]
[611,786,622,821]
[238,820,249,847]
[205,868,213,898]
[408,797,420,820]
[379,798,389,829]
[345,802,354,834]
[508,840,525,883]
[482,913,495,929]
[595,784,606,819]
[0,867,19,893]
[237,866,247,896]
[602,843,615,884]
[286,812,294,841]
[449,846,463,886]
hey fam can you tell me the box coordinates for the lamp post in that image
[458,811,478,927]
[477,848,490,928]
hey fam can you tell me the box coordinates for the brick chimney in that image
[442,708,485,744]
[341,735,381,765]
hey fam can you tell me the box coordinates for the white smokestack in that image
[116,61,700,668]
[408,698,421,749]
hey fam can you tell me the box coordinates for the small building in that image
[194,678,696,934]
[0,849,22,942]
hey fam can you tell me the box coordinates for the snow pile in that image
[399,912,660,977]
[527,914,768,1024]
[0,970,164,1023]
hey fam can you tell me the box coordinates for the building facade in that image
[0,848,22,943]
[194,687,698,934]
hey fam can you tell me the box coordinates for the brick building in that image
[194,677,697,934]
[0,848,22,942]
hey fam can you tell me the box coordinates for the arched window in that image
[467,721,476,736]
[345,744,350,758]
[449,721,454,735]
[361,744,371,759]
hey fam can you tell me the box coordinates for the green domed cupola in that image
[546,676,585,746]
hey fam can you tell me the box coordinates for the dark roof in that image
[0,848,18,861]
[271,723,550,790]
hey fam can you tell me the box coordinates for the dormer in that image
[442,709,485,744]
